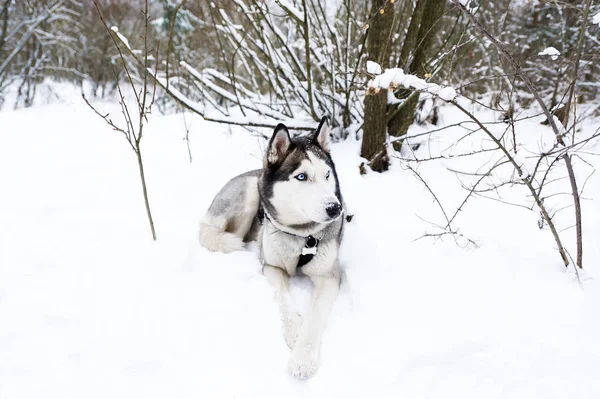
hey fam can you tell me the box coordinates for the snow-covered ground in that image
[1,86,600,398]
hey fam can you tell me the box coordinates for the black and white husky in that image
[199,117,345,379]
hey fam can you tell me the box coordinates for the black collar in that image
[258,204,319,268]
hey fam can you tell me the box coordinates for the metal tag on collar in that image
[301,235,318,255]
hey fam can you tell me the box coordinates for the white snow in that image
[366,60,382,75]
[369,68,458,101]
[1,85,600,398]
[110,26,131,50]
[449,0,472,7]
[434,86,458,101]
[276,0,304,21]
[593,12,600,27]
[538,46,561,61]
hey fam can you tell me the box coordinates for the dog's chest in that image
[261,226,304,275]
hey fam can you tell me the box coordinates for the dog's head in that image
[260,117,343,229]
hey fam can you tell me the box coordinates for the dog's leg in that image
[288,274,339,379]
[263,265,303,349]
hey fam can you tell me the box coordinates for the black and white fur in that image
[199,117,344,379]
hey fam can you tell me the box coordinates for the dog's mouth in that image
[303,206,344,224]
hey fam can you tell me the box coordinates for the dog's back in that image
[199,169,262,253]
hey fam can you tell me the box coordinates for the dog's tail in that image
[199,219,245,254]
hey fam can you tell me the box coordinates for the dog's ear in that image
[266,123,292,166]
[312,116,330,151]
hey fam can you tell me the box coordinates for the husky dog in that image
[199,117,344,379]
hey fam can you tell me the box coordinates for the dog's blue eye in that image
[326,171,331,179]
[296,173,306,181]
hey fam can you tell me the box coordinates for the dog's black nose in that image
[325,202,341,219]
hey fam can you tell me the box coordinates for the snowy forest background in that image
[2,0,599,268]
[2,0,600,397]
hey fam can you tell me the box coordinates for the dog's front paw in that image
[282,312,302,349]
[288,345,319,379]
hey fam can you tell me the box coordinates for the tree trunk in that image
[398,0,427,70]
[0,0,12,62]
[388,0,446,149]
[362,90,390,172]
[360,0,395,173]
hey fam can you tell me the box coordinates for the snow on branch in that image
[109,25,316,131]
[0,0,69,76]
[366,61,382,75]
[274,0,304,23]
[538,47,560,61]
[180,61,290,121]
[367,67,458,102]
[155,0,367,137]
[110,27,131,50]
